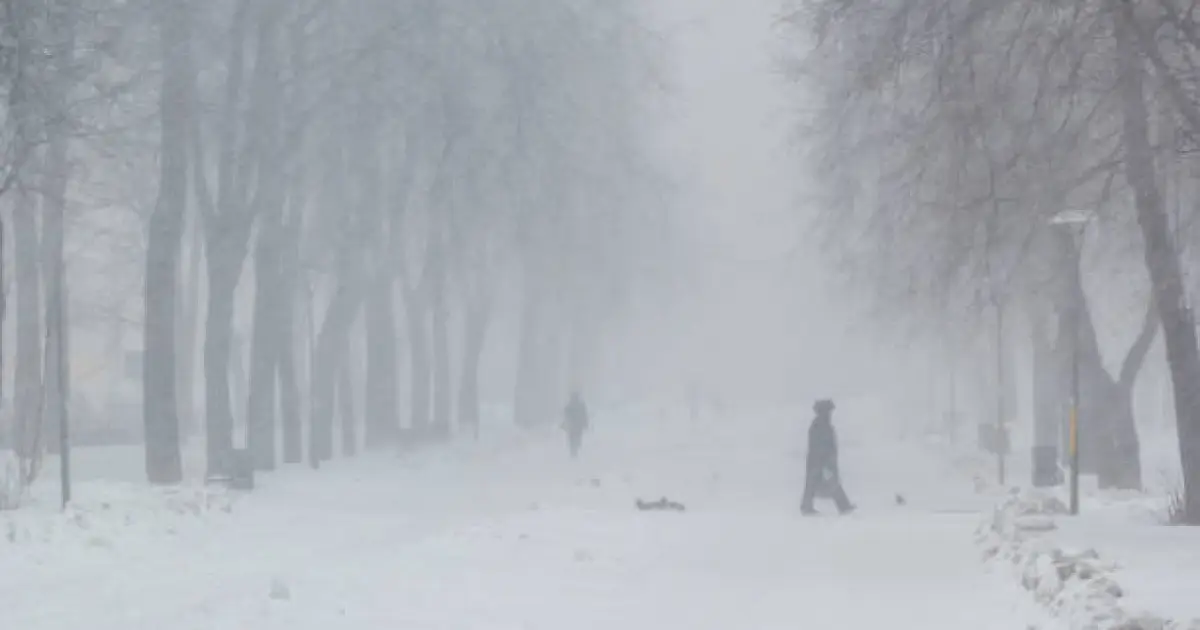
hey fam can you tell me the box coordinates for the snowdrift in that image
[978,490,1198,630]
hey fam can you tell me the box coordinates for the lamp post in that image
[995,297,1006,486]
[1050,210,1093,516]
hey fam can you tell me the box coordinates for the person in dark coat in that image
[801,399,855,515]
[563,391,589,459]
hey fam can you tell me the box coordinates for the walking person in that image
[801,399,856,516]
[563,391,589,459]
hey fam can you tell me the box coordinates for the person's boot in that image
[801,505,819,516]
[838,503,857,515]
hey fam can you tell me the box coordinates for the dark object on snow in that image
[801,399,854,515]
[563,392,590,459]
[895,493,907,506]
[636,497,686,512]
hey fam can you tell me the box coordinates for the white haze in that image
[586,0,908,413]
[25,0,925,430]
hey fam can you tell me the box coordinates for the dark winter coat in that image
[806,414,838,474]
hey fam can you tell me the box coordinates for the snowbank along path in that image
[1,405,1052,629]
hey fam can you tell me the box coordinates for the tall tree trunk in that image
[243,0,285,471]
[42,131,70,491]
[1109,298,1158,491]
[308,256,364,466]
[430,239,451,440]
[364,274,398,448]
[13,185,42,464]
[41,44,73,460]
[402,284,431,440]
[177,214,202,440]
[278,8,308,465]
[457,300,490,440]
[203,249,243,478]
[201,0,253,479]
[143,0,189,485]
[245,226,280,470]
[1113,2,1200,515]
[278,219,302,464]
[1030,309,1060,456]
[339,364,357,457]
[1050,230,1146,489]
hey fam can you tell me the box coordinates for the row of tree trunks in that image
[142,0,545,482]
[126,0,643,487]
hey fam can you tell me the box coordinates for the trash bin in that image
[1031,445,1061,487]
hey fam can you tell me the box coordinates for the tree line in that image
[0,0,662,497]
[785,0,1200,522]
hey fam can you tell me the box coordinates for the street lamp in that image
[1050,209,1094,516]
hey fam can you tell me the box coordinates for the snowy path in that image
[1,408,1049,629]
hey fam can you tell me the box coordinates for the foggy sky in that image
[611,0,902,410]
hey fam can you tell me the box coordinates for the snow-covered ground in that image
[1053,500,1200,624]
[1,405,1052,630]
[961,424,1200,629]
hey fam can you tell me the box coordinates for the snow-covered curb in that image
[977,490,1197,630]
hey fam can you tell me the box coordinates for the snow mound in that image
[978,489,1193,630]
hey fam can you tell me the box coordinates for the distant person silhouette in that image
[563,392,590,459]
[801,399,855,516]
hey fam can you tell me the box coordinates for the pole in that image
[996,301,1006,487]
[55,256,70,509]
[949,358,958,444]
[1069,268,1081,516]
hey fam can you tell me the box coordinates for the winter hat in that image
[813,399,835,414]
